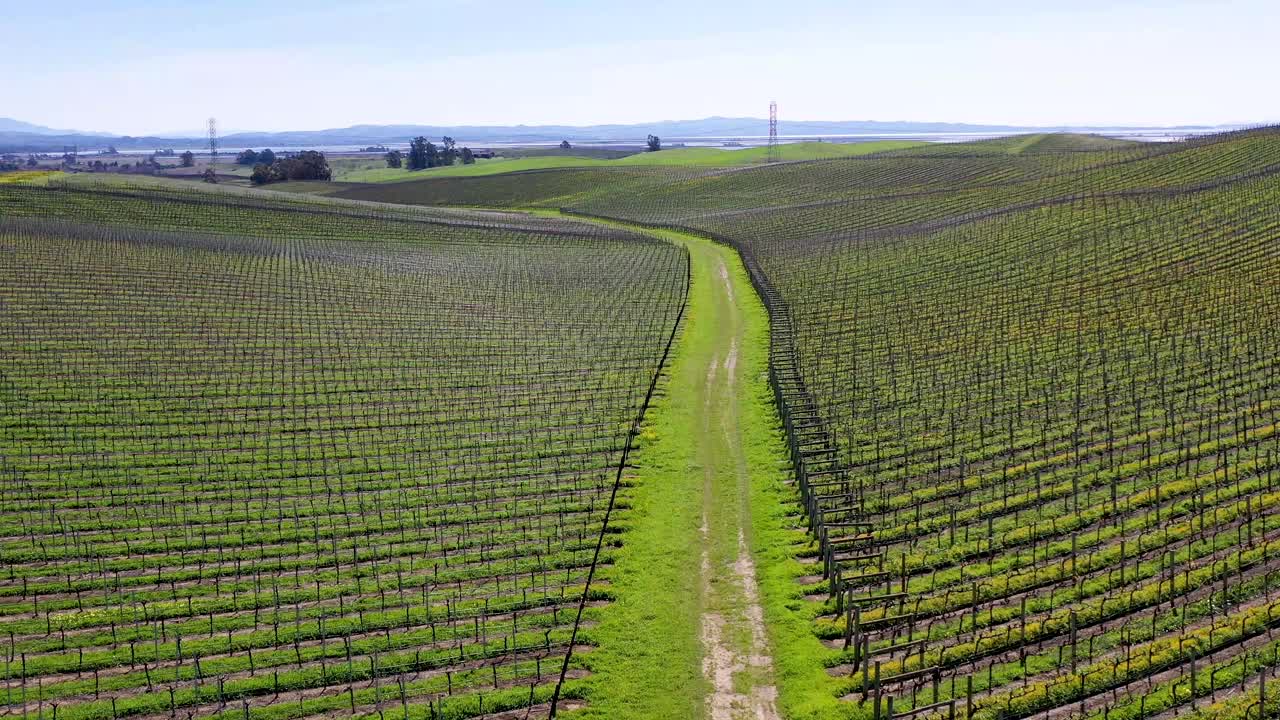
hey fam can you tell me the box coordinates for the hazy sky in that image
[4,0,1278,135]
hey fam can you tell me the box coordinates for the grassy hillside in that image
[1005,132,1145,152]
[612,140,924,166]
[875,132,1146,156]
[327,140,923,184]
[333,155,604,182]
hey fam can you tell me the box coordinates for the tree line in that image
[386,137,476,170]
[235,148,278,166]
[250,151,331,185]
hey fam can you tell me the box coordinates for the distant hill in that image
[218,118,1037,146]
[0,131,179,153]
[0,117,94,136]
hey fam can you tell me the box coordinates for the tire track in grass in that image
[534,213,802,720]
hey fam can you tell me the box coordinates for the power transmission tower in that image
[768,101,779,163]
[208,117,218,169]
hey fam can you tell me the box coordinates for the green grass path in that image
[542,216,843,720]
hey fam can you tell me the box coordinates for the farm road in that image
[691,248,782,720]
[539,211,786,720]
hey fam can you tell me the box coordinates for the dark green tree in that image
[258,148,276,165]
[461,147,475,164]
[236,149,260,165]
[560,140,572,150]
[180,151,195,167]
[385,150,403,168]
[646,134,661,152]
[407,136,429,170]
[283,151,331,180]
[250,163,276,185]
[248,151,330,185]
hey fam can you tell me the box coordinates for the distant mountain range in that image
[0,117,93,136]
[216,118,1046,146]
[0,116,1242,153]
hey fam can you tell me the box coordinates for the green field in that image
[4,128,1280,720]
[326,141,923,184]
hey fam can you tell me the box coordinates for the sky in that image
[3,0,1278,135]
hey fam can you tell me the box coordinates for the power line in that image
[768,101,779,163]
[208,117,218,169]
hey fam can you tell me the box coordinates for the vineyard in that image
[343,128,1280,719]
[6,127,1280,720]
[0,184,690,720]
